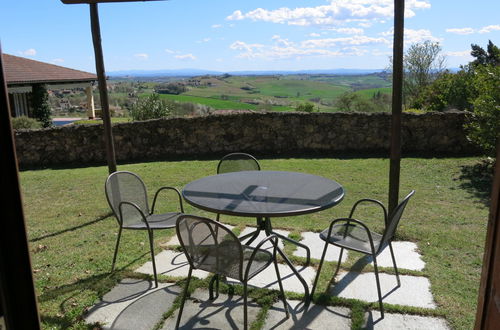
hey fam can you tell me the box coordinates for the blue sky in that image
[1,0,499,73]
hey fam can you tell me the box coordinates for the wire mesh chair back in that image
[105,171,150,227]
[177,215,244,280]
[217,153,261,174]
[378,190,415,252]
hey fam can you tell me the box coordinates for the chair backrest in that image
[105,171,150,227]
[378,190,415,252]
[176,215,244,281]
[216,152,261,174]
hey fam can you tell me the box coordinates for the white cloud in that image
[19,48,36,56]
[309,32,321,37]
[51,58,64,64]
[226,0,430,27]
[381,27,441,44]
[446,27,474,35]
[330,27,365,35]
[165,48,176,54]
[479,25,500,34]
[229,35,387,60]
[175,53,197,60]
[211,24,223,29]
[134,53,149,60]
[445,50,471,57]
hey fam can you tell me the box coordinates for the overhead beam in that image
[388,0,405,214]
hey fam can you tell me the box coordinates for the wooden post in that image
[388,0,405,213]
[0,47,41,330]
[475,140,500,329]
[89,2,117,174]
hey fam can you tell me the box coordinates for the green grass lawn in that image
[19,157,490,329]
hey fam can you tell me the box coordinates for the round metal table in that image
[182,170,345,301]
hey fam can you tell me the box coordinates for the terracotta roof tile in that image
[3,54,97,85]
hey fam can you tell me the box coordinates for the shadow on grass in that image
[456,159,494,206]
[30,213,112,243]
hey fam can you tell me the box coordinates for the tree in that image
[402,41,446,108]
[465,65,500,155]
[31,84,52,127]
[471,40,500,67]
[335,92,358,112]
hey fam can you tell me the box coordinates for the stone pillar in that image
[86,86,95,119]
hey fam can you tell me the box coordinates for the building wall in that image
[13,111,480,168]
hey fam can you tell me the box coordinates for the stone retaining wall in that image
[14,111,479,167]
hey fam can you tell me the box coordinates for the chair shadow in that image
[175,292,258,330]
[29,213,112,243]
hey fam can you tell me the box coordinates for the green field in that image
[146,74,391,113]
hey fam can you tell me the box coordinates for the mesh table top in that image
[182,171,344,217]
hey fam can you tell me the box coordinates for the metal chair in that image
[105,171,184,287]
[175,215,288,330]
[216,152,261,175]
[311,190,415,319]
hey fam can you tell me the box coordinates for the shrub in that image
[129,94,172,121]
[295,102,316,113]
[11,116,42,130]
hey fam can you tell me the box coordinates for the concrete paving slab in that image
[368,242,425,271]
[331,271,436,309]
[263,299,351,330]
[238,227,290,250]
[85,278,180,329]
[364,311,450,329]
[135,250,209,279]
[231,263,317,294]
[292,231,348,262]
[162,289,260,330]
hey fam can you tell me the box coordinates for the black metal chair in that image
[175,215,288,330]
[216,152,261,175]
[105,171,184,287]
[311,190,415,319]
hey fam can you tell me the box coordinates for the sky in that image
[1,0,499,73]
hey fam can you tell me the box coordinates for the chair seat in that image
[191,242,273,281]
[123,212,183,229]
[320,222,383,255]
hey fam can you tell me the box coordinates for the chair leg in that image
[209,274,219,300]
[388,242,401,286]
[273,253,289,318]
[372,254,384,319]
[111,227,122,272]
[311,239,330,297]
[243,282,248,330]
[147,230,158,287]
[176,267,193,330]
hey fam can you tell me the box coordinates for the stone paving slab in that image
[364,311,450,329]
[331,271,436,309]
[246,263,316,294]
[263,300,351,330]
[239,227,290,250]
[85,278,180,329]
[162,289,260,330]
[369,242,426,271]
[135,250,209,279]
[293,231,348,262]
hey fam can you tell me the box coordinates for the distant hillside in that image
[109,68,386,79]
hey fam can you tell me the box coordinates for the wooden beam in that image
[388,0,405,213]
[0,47,41,330]
[89,2,117,173]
